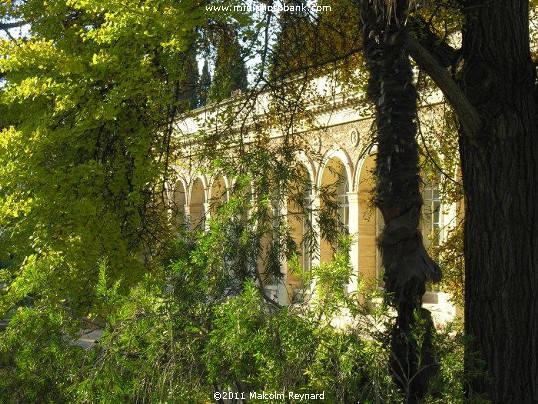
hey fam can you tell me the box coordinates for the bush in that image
[0,232,471,403]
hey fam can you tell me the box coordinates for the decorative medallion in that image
[350,128,360,147]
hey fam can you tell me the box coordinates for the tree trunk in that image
[459,1,538,402]
[361,1,441,401]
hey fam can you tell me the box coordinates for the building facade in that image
[171,80,458,322]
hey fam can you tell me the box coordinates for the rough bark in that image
[458,1,538,401]
[361,1,441,401]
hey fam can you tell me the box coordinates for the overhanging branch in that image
[407,36,481,141]
[0,20,27,30]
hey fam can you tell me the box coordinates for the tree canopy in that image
[0,0,252,318]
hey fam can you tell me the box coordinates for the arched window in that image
[422,180,442,252]
[320,157,349,263]
[287,164,313,273]
[190,177,206,231]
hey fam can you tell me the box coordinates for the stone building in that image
[171,77,458,322]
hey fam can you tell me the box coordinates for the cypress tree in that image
[178,45,199,109]
[270,0,311,80]
[209,28,248,102]
[198,60,211,107]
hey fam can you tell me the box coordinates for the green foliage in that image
[70,274,208,403]
[0,0,261,337]
[209,27,248,102]
[269,0,363,81]
[178,43,200,110]
[0,214,470,403]
[0,0,211,321]
[435,221,464,308]
[198,59,211,107]
[0,303,85,402]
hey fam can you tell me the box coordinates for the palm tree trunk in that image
[361,1,441,401]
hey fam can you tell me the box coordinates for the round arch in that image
[318,152,352,264]
[316,148,354,190]
[209,175,229,216]
[286,159,315,288]
[189,176,207,230]
[171,176,188,228]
